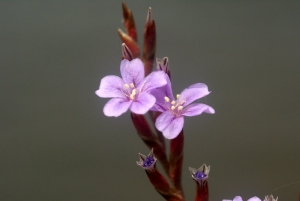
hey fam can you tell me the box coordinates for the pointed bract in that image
[264,195,278,201]
[122,43,133,61]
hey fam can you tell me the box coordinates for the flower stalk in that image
[189,164,210,201]
[169,130,184,197]
[131,112,169,174]
[137,150,184,201]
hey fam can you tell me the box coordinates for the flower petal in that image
[120,58,145,87]
[233,196,243,201]
[96,75,125,98]
[130,92,156,114]
[149,89,168,112]
[182,103,215,117]
[178,83,210,106]
[103,98,131,117]
[247,197,261,201]
[139,71,167,92]
[150,75,174,112]
[155,111,184,139]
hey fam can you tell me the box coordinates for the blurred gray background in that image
[1,1,299,201]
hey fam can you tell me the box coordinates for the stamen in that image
[176,94,180,99]
[178,106,183,111]
[130,83,135,88]
[171,106,175,110]
[171,101,176,105]
[124,84,129,89]
[164,96,170,102]
[129,89,137,100]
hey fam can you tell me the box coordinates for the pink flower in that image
[223,196,261,201]
[151,75,214,139]
[95,58,167,117]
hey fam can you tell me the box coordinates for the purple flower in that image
[151,75,215,139]
[95,58,167,117]
[223,196,261,201]
[136,148,157,171]
[189,163,210,182]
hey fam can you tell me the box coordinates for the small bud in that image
[146,7,153,24]
[156,57,169,73]
[264,195,278,201]
[118,29,140,58]
[189,164,210,183]
[121,2,137,42]
[122,43,133,61]
[137,148,157,171]
[143,7,156,76]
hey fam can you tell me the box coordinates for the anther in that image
[164,96,170,102]
[176,94,180,99]
[129,89,137,100]
[171,106,175,110]
[171,101,176,105]
[124,84,129,89]
[130,83,135,88]
[178,106,183,111]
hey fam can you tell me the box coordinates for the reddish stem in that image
[145,167,183,201]
[194,181,209,201]
[169,130,184,198]
[131,113,169,174]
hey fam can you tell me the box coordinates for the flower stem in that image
[131,112,169,174]
[194,180,209,201]
[169,130,185,198]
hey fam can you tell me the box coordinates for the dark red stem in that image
[194,181,209,201]
[131,113,169,174]
[169,130,184,198]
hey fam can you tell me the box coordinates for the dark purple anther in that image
[143,156,155,167]
[194,171,206,179]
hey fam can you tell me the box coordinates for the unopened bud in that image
[122,43,133,61]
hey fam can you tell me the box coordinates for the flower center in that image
[194,171,206,179]
[164,94,185,116]
[124,83,138,100]
[143,156,155,167]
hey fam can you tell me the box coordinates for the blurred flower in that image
[95,58,167,117]
[264,195,278,201]
[189,164,210,182]
[151,75,215,139]
[136,148,157,171]
[223,196,261,201]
